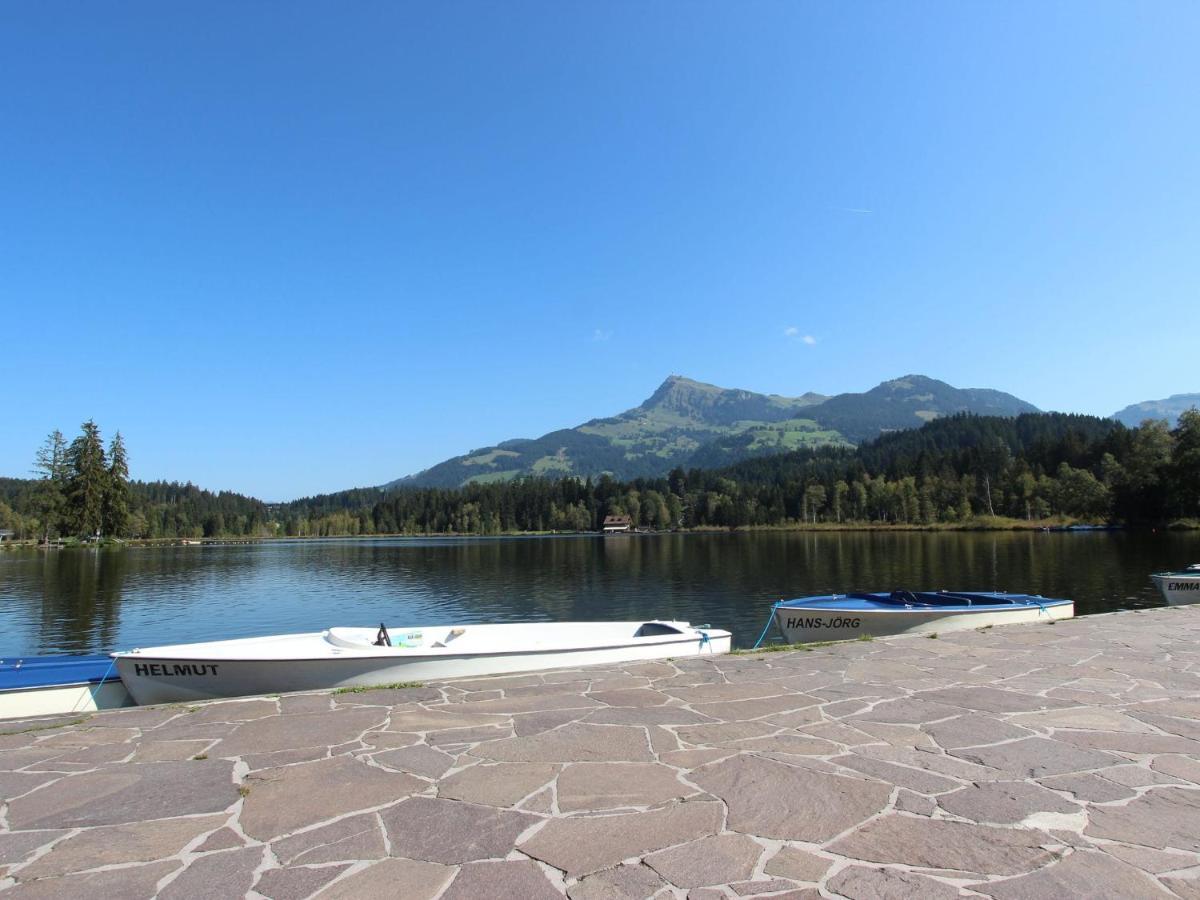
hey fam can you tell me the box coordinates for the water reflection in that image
[0,530,1197,656]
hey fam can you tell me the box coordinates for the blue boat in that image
[772,590,1074,644]
[0,654,132,719]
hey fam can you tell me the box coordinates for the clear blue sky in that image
[2,3,1197,500]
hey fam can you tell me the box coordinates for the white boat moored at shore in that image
[772,591,1074,644]
[112,619,731,705]
[1151,565,1200,605]
[0,655,133,719]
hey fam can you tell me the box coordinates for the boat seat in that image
[635,622,684,637]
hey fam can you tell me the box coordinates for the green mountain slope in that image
[1112,393,1200,428]
[389,374,1039,489]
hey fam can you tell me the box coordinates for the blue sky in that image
[2,3,1197,499]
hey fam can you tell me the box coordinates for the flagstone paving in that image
[3,606,1200,897]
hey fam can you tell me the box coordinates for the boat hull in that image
[1151,573,1200,605]
[0,681,133,719]
[114,624,731,706]
[773,596,1073,644]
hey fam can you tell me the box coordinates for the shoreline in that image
[3,516,1199,549]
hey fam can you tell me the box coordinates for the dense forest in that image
[2,411,1198,541]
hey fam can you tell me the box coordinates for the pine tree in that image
[65,420,109,538]
[32,429,69,542]
[104,431,132,538]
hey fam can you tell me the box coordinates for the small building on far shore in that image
[601,515,632,534]
[0,529,14,543]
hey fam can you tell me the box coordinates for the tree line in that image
[3,410,1198,541]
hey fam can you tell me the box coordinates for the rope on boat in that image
[72,655,118,714]
[752,601,783,650]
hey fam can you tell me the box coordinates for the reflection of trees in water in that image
[2,531,1195,654]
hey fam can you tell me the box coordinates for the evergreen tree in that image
[65,421,109,538]
[32,429,68,542]
[104,432,132,538]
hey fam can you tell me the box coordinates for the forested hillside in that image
[5,411,1198,540]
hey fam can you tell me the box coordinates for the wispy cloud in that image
[832,207,873,214]
[591,328,613,342]
[784,326,817,346]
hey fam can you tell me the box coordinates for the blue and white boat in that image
[772,591,1074,644]
[1150,565,1200,605]
[0,655,133,719]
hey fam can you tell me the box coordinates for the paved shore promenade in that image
[3,608,1200,898]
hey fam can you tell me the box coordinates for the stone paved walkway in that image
[4,607,1200,898]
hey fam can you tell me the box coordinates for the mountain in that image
[388,374,1039,488]
[1112,393,1200,429]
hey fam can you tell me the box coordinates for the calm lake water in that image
[1,530,1198,657]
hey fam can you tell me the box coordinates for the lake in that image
[1,529,1198,657]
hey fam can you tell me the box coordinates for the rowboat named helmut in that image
[112,619,732,705]
[772,590,1073,644]
[1150,564,1200,605]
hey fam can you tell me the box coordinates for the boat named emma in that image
[112,619,731,705]
[772,591,1073,644]
[1150,565,1200,605]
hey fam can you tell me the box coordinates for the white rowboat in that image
[1151,565,1200,605]
[112,620,731,705]
[772,591,1074,644]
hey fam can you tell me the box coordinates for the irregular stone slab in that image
[441,859,561,900]
[938,782,1081,825]
[567,864,666,900]
[950,737,1118,778]
[193,827,243,852]
[692,755,889,841]
[1133,713,1200,741]
[895,789,937,816]
[718,734,842,757]
[254,863,350,899]
[1008,707,1155,732]
[4,859,180,899]
[129,739,214,763]
[470,723,652,763]
[558,762,689,811]
[6,759,236,829]
[0,830,68,867]
[0,772,61,801]
[664,683,783,704]
[158,846,263,900]
[970,849,1169,898]
[332,686,441,705]
[1037,773,1136,802]
[240,756,424,841]
[675,721,778,745]
[183,699,278,723]
[1105,843,1198,874]
[659,748,732,769]
[586,706,714,727]
[17,814,225,878]
[1053,726,1200,754]
[272,812,386,866]
[372,743,455,779]
[521,801,724,877]
[764,846,831,882]
[917,686,1070,713]
[438,762,558,807]
[645,833,762,888]
[691,694,820,722]
[849,698,966,725]
[384,707,510,732]
[1101,764,1187,789]
[35,726,139,748]
[452,692,601,715]
[426,724,513,747]
[728,878,803,895]
[1152,754,1200,784]
[215,708,386,756]
[513,708,592,736]
[828,816,1055,875]
[588,689,671,707]
[832,756,961,794]
[381,796,540,864]
[827,866,959,900]
[922,715,1033,750]
[243,746,329,771]
[1086,787,1200,851]
[312,857,454,900]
